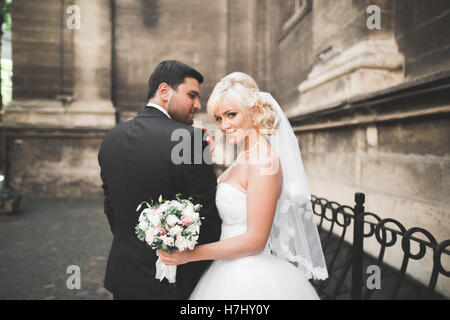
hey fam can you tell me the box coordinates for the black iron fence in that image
[310,192,450,300]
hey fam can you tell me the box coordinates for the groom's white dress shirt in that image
[146,102,171,119]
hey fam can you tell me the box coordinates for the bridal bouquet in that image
[135,194,203,284]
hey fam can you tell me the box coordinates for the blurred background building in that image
[0,0,449,297]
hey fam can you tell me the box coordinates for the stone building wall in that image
[248,0,393,109]
[395,0,450,78]
[4,128,104,198]
[113,0,228,120]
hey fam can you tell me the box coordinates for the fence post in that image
[352,192,365,300]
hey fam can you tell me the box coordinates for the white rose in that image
[187,239,197,250]
[166,214,181,227]
[142,208,155,216]
[183,207,199,221]
[145,228,154,244]
[185,223,199,235]
[170,200,184,211]
[147,214,161,227]
[169,225,183,236]
[175,235,189,251]
[160,235,174,247]
[161,202,171,210]
[155,203,170,215]
[139,219,149,230]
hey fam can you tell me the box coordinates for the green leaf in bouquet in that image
[167,206,179,216]
[193,204,203,211]
[136,201,151,212]
[135,227,145,241]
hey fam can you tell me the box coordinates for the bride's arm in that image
[159,157,282,265]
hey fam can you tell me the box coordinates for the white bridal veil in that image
[261,92,328,280]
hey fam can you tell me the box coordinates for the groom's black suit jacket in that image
[98,106,221,299]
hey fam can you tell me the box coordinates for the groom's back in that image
[98,107,198,299]
[101,119,173,234]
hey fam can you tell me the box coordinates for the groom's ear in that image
[158,83,172,102]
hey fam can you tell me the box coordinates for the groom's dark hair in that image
[147,60,204,100]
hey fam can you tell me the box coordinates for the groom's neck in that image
[147,97,167,110]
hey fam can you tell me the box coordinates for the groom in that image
[98,60,221,300]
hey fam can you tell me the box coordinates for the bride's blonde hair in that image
[207,72,279,135]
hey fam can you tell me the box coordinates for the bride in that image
[159,72,328,299]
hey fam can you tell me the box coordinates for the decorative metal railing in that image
[310,193,450,300]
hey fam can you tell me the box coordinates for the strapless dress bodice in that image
[215,182,248,241]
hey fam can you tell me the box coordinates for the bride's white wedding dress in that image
[189,182,320,300]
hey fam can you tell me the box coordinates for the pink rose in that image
[158,227,166,236]
[155,203,170,215]
[180,214,193,226]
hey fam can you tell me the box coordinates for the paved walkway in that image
[0,198,113,300]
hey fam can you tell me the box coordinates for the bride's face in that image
[213,102,254,145]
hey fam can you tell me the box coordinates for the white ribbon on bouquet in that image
[155,256,177,284]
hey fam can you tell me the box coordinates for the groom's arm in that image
[100,171,115,234]
[98,139,115,235]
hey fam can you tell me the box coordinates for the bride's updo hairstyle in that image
[207,72,280,135]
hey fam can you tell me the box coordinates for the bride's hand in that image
[207,134,215,155]
[193,126,215,156]
[158,249,191,266]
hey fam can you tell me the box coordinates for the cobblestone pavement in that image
[0,198,113,300]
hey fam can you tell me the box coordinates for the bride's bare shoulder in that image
[247,140,282,181]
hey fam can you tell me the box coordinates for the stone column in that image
[68,0,115,128]
[3,0,115,129]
